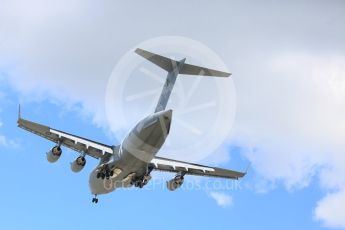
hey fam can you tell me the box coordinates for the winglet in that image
[18,104,22,121]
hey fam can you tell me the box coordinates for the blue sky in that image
[1,1,345,229]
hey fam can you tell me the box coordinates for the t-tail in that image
[135,48,231,113]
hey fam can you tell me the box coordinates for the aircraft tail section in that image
[135,48,231,112]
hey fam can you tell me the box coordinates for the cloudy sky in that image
[1,0,345,229]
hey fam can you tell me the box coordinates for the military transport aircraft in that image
[18,48,245,203]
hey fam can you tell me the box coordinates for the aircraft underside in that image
[17,48,245,204]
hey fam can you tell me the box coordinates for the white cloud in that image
[232,53,345,225]
[230,54,344,192]
[314,189,345,228]
[209,192,233,208]
[0,0,114,127]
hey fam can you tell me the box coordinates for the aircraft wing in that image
[17,116,113,159]
[150,156,245,179]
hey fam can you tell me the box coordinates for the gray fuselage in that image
[89,109,172,195]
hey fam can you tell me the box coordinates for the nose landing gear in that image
[92,195,98,204]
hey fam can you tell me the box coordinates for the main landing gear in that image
[132,165,153,188]
[92,195,98,204]
[96,165,114,180]
[133,174,152,188]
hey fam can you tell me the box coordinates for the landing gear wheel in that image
[134,181,144,188]
[92,195,98,203]
[139,182,144,188]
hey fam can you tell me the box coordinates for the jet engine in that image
[71,156,86,173]
[46,146,62,163]
[166,174,184,191]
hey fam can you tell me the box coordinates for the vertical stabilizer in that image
[154,58,185,112]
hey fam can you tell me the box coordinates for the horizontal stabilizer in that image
[135,48,231,77]
[180,63,230,77]
[135,48,178,72]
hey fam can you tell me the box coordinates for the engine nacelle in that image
[46,146,62,163]
[70,156,86,173]
[166,175,184,191]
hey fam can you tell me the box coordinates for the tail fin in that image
[135,48,231,112]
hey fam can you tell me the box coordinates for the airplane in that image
[17,48,246,203]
